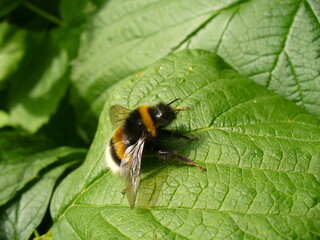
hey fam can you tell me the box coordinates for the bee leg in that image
[157,150,206,171]
[161,129,198,141]
[121,187,127,194]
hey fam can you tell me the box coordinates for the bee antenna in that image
[167,98,181,106]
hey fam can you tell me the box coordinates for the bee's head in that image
[149,99,181,127]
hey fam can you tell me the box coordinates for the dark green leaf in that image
[0,22,25,90]
[60,0,106,25]
[7,27,80,133]
[0,0,21,17]
[0,161,75,240]
[51,50,320,239]
[0,131,86,206]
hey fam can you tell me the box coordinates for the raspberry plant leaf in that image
[0,131,86,206]
[51,50,320,239]
[69,0,320,139]
[0,161,76,240]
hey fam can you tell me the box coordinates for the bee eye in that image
[138,121,142,126]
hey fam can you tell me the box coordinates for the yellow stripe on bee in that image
[113,126,126,159]
[138,105,156,136]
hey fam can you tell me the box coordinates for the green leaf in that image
[7,27,79,133]
[51,50,320,239]
[0,111,9,128]
[70,0,320,139]
[0,22,25,90]
[0,0,21,17]
[59,0,105,25]
[189,0,320,118]
[0,161,75,240]
[33,228,52,240]
[0,131,86,206]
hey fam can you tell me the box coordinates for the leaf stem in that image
[22,1,65,26]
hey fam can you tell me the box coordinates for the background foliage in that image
[0,0,319,239]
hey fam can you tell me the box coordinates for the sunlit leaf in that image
[69,0,320,139]
[52,50,320,239]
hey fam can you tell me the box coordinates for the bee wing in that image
[109,105,131,130]
[120,136,146,208]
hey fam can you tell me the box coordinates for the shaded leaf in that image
[0,0,21,17]
[51,50,320,239]
[59,0,106,25]
[7,27,80,133]
[0,161,76,240]
[0,22,25,90]
[0,131,86,206]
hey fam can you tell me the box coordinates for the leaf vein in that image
[266,1,303,87]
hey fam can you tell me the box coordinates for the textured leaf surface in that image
[52,50,320,239]
[0,161,74,240]
[0,131,86,206]
[188,0,320,117]
[70,0,320,138]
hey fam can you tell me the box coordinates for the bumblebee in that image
[105,99,206,208]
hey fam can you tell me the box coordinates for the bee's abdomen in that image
[110,126,127,165]
[109,139,122,166]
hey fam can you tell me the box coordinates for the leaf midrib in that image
[265,0,303,88]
